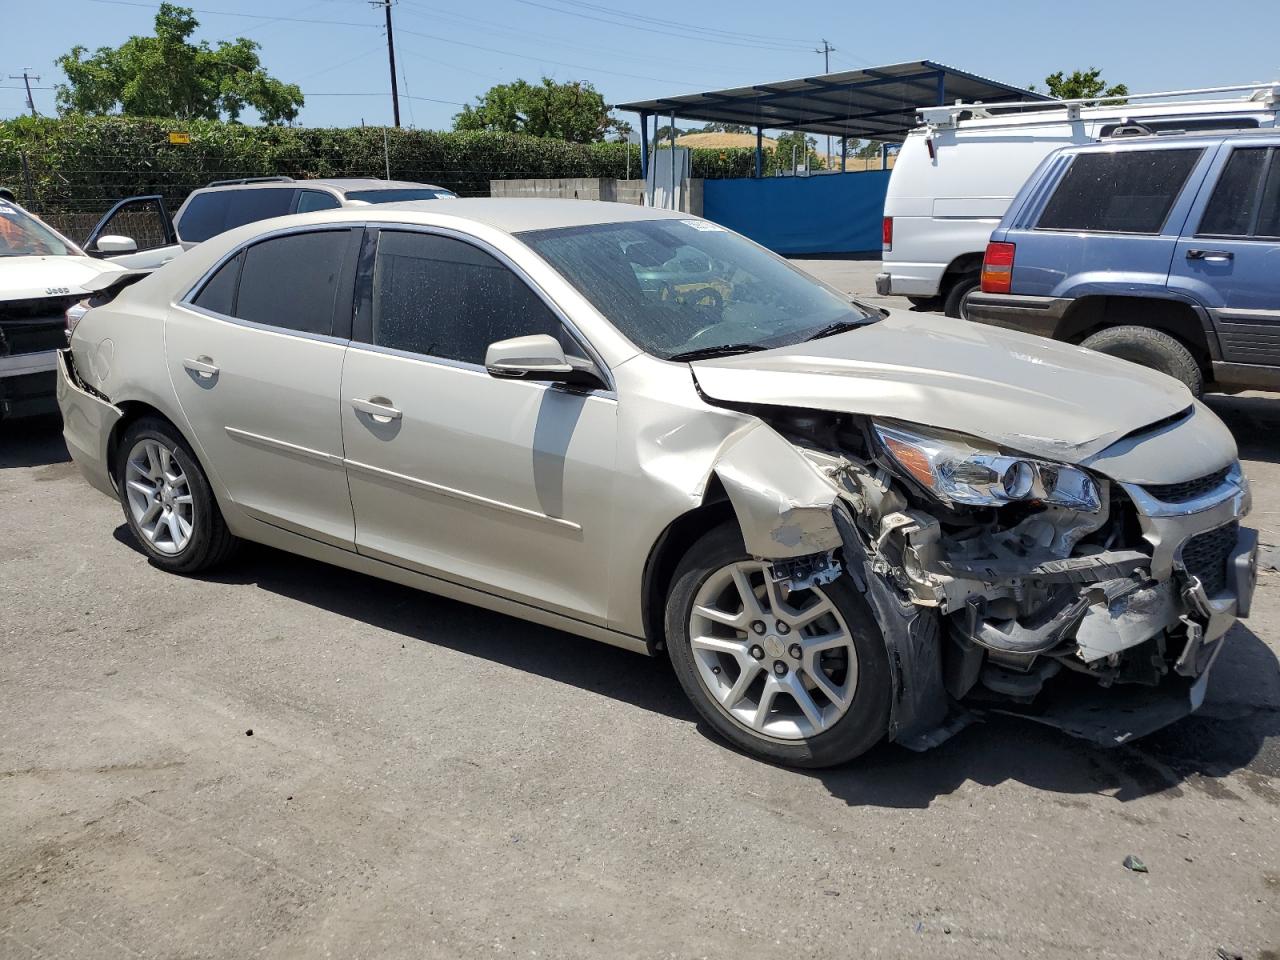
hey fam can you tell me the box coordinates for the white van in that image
[876,84,1280,317]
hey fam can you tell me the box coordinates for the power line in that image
[522,0,817,49]
[85,0,380,28]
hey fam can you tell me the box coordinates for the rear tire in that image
[115,417,238,574]
[942,274,980,319]
[1080,325,1204,397]
[665,524,891,768]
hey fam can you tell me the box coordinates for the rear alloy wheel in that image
[1080,324,1205,397]
[115,417,238,573]
[666,525,890,767]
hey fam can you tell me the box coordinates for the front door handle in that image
[183,356,219,379]
[1186,249,1234,262]
[351,397,402,422]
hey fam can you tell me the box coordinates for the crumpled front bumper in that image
[56,348,121,499]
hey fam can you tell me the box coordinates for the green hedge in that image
[0,115,758,213]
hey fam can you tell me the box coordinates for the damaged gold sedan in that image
[57,199,1257,766]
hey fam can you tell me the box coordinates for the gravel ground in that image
[1,288,1278,957]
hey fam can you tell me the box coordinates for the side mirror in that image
[95,235,138,254]
[484,334,605,388]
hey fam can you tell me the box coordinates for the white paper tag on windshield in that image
[681,219,724,232]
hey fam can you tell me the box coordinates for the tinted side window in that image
[191,251,243,315]
[1037,149,1202,233]
[1199,148,1268,236]
[224,189,296,232]
[297,190,342,213]
[235,231,351,336]
[176,192,229,243]
[370,231,562,365]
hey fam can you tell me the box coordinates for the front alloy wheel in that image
[666,525,891,767]
[689,560,857,739]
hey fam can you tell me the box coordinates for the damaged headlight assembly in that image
[873,421,1101,512]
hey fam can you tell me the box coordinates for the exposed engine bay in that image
[713,404,1258,749]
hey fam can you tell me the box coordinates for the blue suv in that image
[966,131,1280,396]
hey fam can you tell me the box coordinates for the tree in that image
[55,4,303,124]
[1033,68,1128,103]
[453,78,622,143]
[698,121,751,134]
[773,130,823,170]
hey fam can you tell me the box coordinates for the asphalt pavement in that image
[1,276,1277,958]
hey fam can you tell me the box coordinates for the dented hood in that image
[691,310,1194,463]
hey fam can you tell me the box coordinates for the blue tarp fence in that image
[702,171,891,255]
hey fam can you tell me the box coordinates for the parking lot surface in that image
[2,301,1278,956]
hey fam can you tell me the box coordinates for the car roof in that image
[196,178,448,195]
[285,197,696,233]
[1057,129,1280,153]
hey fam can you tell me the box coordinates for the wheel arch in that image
[639,478,735,654]
[940,251,984,297]
[107,400,205,490]
[1056,295,1215,370]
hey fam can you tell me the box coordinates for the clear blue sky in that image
[2,0,1278,130]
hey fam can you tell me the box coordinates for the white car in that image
[878,84,1279,317]
[0,199,135,420]
[58,199,1256,767]
[89,177,457,271]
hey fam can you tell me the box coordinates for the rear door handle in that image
[350,397,402,422]
[1186,249,1234,262]
[183,356,219,378]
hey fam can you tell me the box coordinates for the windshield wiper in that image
[801,317,877,342]
[667,343,769,362]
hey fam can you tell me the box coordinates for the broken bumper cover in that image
[56,348,121,499]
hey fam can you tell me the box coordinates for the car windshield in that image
[344,188,455,203]
[0,202,73,257]
[519,219,875,360]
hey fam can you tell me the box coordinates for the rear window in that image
[234,230,351,336]
[1037,149,1202,234]
[176,188,297,244]
[1199,148,1268,236]
[175,192,229,243]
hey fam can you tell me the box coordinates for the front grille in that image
[1143,465,1232,504]
[1,295,80,357]
[1180,521,1238,596]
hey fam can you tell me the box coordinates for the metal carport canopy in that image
[617,60,1052,141]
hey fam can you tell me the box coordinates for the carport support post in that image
[840,136,847,173]
[880,142,889,170]
[638,111,650,184]
[754,125,763,178]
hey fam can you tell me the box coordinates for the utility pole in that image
[370,0,400,128]
[9,69,40,118]
[815,40,834,169]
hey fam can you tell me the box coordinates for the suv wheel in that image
[665,524,891,768]
[943,274,980,319]
[1080,325,1204,397]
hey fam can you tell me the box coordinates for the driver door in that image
[84,195,182,269]
[340,228,618,625]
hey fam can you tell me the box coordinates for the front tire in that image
[115,417,238,573]
[1080,325,1205,397]
[665,524,891,768]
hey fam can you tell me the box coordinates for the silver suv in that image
[83,177,455,270]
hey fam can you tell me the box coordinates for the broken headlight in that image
[873,421,1101,512]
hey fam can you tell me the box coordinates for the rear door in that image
[1011,145,1208,297]
[1168,143,1280,367]
[166,226,363,548]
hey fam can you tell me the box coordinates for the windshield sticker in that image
[0,205,16,216]
[681,219,724,232]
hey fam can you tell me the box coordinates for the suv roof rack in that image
[205,176,296,187]
[919,80,1280,127]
